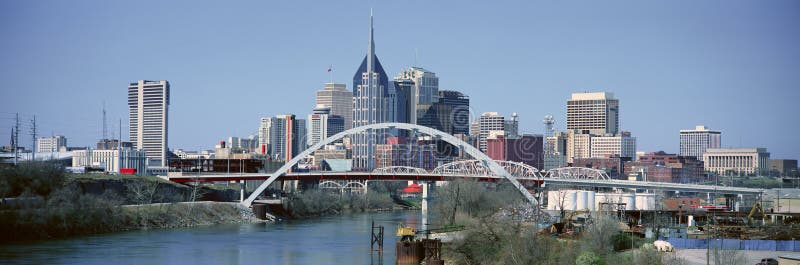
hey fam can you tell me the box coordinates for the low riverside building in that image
[703,148,770,175]
[624,151,705,183]
[72,148,148,174]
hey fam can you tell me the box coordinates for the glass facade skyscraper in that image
[352,12,392,170]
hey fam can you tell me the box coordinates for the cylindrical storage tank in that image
[585,191,596,211]
[547,191,559,210]
[566,190,578,211]
[621,194,636,211]
[635,193,656,211]
[576,191,588,211]
[594,193,609,211]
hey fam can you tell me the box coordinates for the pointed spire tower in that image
[352,9,391,170]
[367,8,375,74]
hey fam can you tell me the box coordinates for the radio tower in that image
[543,115,555,137]
[102,102,108,140]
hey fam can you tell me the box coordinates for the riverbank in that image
[0,162,265,243]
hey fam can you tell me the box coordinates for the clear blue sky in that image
[1,1,798,159]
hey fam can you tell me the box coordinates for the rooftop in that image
[570,92,615,100]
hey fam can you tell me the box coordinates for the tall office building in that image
[394,67,439,124]
[566,92,619,135]
[680,125,721,161]
[128,80,170,167]
[391,79,414,124]
[566,130,592,163]
[308,105,345,147]
[417,90,470,135]
[316,83,353,129]
[258,118,271,154]
[352,12,392,170]
[36,135,67,153]
[268,114,306,162]
[475,112,506,153]
[437,90,470,135]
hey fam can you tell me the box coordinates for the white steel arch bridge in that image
[242,123,537,207]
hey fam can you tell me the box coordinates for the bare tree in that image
[552,189,570,222]
[127,180,159,205]
[712,248,747,265]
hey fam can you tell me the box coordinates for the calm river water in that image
[0,210,424,265]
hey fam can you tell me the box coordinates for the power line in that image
[30,115,37,160]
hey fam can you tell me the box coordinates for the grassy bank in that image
[0,162,259,244]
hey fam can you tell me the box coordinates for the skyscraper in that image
[566,92,619,135]
[437,90,470,135]
[391,79,414,124]
[475,112,506,153]
[308,105,345,147]
[316,83,353,129]
[352,11,392,170]
[128,80,169,167]
[680,125,721,161]
[418,90,470,135]
[268,114,306,162]
[394,67,439,124]
[258,118,271,154]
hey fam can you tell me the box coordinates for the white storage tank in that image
[621,194,636,211]
[576,191,588,211]
[564,190,578,211]
[585,191,596,211]
[635,193,656,211]
[548,190,577,211]
[547,190,559,210]
[594,193,614,211]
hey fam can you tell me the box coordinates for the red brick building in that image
[486,133,544,169]
[624,151,705,183]
[572,155,632,179]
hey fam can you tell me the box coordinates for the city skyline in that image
[1,1,798,159]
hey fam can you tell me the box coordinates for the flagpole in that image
[329,65,334,84]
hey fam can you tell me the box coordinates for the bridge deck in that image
[164,172,762,195]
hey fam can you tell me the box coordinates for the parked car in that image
[757,258,778,265]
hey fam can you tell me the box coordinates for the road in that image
[674,248,793,264]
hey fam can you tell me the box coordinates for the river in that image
[0,210,425,265]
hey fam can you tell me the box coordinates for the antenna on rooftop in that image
[543,115,555,137]
[102,102,108,140]
[414,48,419,67]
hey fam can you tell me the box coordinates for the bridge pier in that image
[422,182,429,232]
[239,180,245,203]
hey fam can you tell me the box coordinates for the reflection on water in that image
[0,210,423,265]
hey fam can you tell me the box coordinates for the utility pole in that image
[13,113,19,165]
[118,118,122,173]
[30,115,36,161]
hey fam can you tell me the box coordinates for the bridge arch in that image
[372,166,429,174]
[243,123,537,206]
[433,159,541,179]
[546,167,610,180]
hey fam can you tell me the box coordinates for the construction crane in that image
[748,203,766,225]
